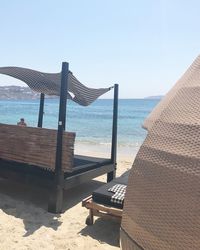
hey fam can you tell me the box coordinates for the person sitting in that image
[17,118,27,127]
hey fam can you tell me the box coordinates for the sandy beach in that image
[0,149,134,250]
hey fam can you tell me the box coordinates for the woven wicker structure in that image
[0,123,75,172]
[143,55,200,130]
[121,55,200,250]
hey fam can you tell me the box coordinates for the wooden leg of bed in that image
[48,186,63,213]
[86,209,94,225]
[107,169,116,182]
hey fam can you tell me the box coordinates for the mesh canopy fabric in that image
[0,66,111,106]
[121,56,200,250]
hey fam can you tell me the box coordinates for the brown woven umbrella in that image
[121,55,200,250]
[143,55,200,130]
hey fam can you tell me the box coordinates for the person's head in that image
[17,118,27,126]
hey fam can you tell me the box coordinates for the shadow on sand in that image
[80,218,120,247]
[0,177,104,236]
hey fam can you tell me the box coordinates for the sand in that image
[0,151,134,250]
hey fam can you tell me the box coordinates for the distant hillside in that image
[0,86,56,100]
[144,95,163,99]
[0,85,164,100]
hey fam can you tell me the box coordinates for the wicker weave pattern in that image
[0,123,75,172]
[143,55,200,130]
[121,56,200,249]
[120,229,144,250]
[0,67,111,106]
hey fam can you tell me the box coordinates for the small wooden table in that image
[82,196,123,225]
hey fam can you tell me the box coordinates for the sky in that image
[0,0,199,98]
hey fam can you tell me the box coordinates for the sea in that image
[0,99,160,158]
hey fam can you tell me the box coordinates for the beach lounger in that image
[82,170,130,225]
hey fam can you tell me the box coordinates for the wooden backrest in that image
[0,123,75,172]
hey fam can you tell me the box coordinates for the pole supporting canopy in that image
[0,66,112,106]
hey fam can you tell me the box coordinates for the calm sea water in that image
[0,99,159,156]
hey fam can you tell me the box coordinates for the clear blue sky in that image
[0,0,199,98]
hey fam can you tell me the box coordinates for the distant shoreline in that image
[0,85,163,100]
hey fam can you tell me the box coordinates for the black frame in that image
[38,93,45,127]
[0,62,119,213]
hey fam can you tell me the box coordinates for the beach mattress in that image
[92,170,130,209]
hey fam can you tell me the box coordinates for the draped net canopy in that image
[121,55,200,250]
[0,66,112,106]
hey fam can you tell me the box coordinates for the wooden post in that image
[48,62,69,213]
[38,93,45,127]
[107,84,118,182]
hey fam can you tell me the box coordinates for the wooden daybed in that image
[0,62,118,213]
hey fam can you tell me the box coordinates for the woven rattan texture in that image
[120,229,144,250]
[121,56,200,250]
[143,55,200,130]
[0,67,110,106]
[0,123,75,172]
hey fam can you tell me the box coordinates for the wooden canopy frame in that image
[0,62,119,213]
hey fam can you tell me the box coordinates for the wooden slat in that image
[93,210,121,223]
[82,196,122,224]
[82,195,93,205]
[0,123,75,172]
[82,196,123,217]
